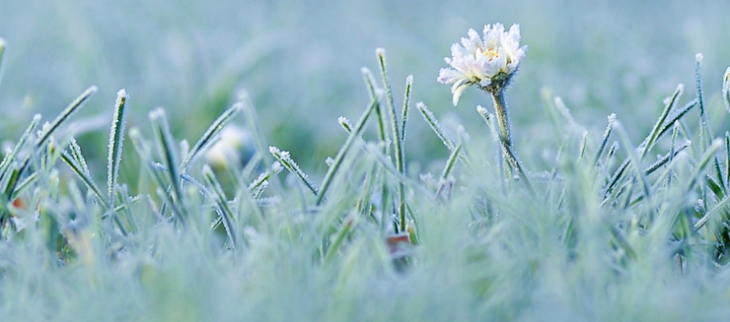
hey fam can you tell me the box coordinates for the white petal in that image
[452,83,470,106]
[438,68,463,84]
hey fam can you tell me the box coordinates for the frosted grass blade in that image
[107,89,128,201]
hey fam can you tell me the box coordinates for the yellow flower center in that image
[481,48,500,62]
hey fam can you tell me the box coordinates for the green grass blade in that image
[35,86,97,149]
[269,146,317,195]
[614,121,651,200]
[68,137,91,176]
[417,102,455,150]
[361,67,387,144]
[0,114,41,180]
[440,143,462,182]
[107,89,128,201]
[376,49,407,231]
[180,102,242,172]
[401,75,413,144]
[202,165,239,250]
[316,98,380,205]
[61,152,109,209]
[641,84,683,159]
[695,53,711,150]
[593,114,615,166]
[149,108,184,210]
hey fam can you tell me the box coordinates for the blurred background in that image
[1,0,729,179]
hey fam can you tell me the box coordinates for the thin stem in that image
[491,90,515,180]
[491,90,512,148]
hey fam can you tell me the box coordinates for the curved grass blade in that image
[36,86,97,149]
[316,98,379,205]
[180,102,242,171]
[361,67,387,145]
[593,114,615,166]
[0,114,41,180]
[149,108,184,211]
[202,165,238,250]
[269,146,318,195]
[614,121,651,200]
[641,84,683,159]
[68,137,91,176]
[61,152,109,209]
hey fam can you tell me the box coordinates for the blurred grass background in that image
[1,0,729,175]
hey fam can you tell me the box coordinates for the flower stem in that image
[491,90,514,177]
[490,89,533,193]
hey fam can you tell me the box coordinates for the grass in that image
[3,21,730,321]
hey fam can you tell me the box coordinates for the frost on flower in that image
[438,23,528,105]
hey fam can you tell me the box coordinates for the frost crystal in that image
[438,23,528,105]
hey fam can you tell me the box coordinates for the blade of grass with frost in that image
[641,84,683,160]
[614,121,651,200]
[376,49,408,232]
[129,128,182,220]
[0,114,41,179]
[241,92,275,167]
[60,152,130,235]
[436,143,462,199]
[117,184,140,232]
[656,99,697,141]
[440,143,462,182]
[361,67,387,145]
[500,139,534,194]
[235,180,265,229]
[418,102,454,150]
[605,99,697,196]
[9,172,37,201]
[35,86,97,149]
[316,98,379,206]
[338,117,353,134]
[666,122,680,189]
[180,102,242,171]
[695,54,711,150]
[203,165,238,250]
[401,75,413,143]
[240,92,287,198]
[553,97,580,133]
[68,137,91,176]
[269,146,318,195]
[323,214,356,265]
[593,114,615,166]
[154,186,184,224]
[107,89,128,201]
[7,86,97,194]
[150,162,209,197]
[149,108,185,211]
[60,152,109,209]
[684,139,723,193]
[541,89,567,140]
[644,141,689,177]
[364,144,432,197]
[577,130,588,163]
[694,191,730,231]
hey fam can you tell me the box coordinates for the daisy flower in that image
[438,23,528,105]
